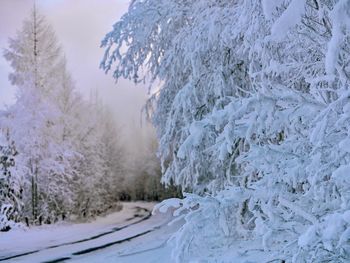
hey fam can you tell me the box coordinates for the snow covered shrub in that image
[297,211,350,262]
[156,192,249,262]
[103,0,350,261]
[0,131,23,231]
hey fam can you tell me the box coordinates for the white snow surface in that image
[0,202,174,263]
[0,201,275,263]
[0,202,152,253]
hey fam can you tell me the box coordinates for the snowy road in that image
[0,202,181,263]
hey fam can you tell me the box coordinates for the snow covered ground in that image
[0,202,182,263]
[0,201,274,263]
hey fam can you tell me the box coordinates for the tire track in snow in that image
[41,229,157,263]
[0,207,151,262]
[42,257,71,263]
[118,239,168,257]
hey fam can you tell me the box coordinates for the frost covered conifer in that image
[4,7,82,224]
[5,7,67,223]
[0,129,22,231]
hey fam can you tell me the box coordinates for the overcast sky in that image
[0,0,150,136]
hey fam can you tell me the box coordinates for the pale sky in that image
[0,0,150,136]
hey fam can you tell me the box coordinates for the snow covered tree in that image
[102,0,350,261]
[3,82,73,224]
[89,105,124,214]
[71,95,124,218]
[3,6,81,224]
[4,6,62,97]
[0,128,23,231]
[98,109,125,205]
[101,0,264,194]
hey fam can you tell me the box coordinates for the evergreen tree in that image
[0,129,22,231]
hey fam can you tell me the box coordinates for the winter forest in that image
[1,0,350,262]
[0,4,180,229]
